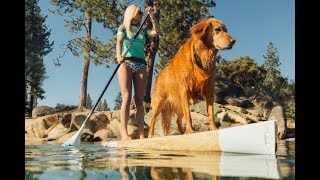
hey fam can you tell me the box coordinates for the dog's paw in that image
[209,123,219,130]
[184,128,194,134]
[148,135,154,138]
[209,126,219,131]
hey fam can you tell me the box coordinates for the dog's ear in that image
[190,21,213,43]
[201,22,214,45]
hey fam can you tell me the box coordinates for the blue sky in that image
[37,0,295,109]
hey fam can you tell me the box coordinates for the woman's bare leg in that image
[118,63,133,141]
[133,66,148,139]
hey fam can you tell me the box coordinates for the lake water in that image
[25,139,295,179]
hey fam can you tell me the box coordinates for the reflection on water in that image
[25,139,295,180]
[276,139,295,179]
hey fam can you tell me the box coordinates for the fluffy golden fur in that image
[148,18,235,137]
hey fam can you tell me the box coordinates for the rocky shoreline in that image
[25,100,295,145]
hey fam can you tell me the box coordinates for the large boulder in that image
[94,129,113,141]
[32,106,56,118]
[25,114,60,138]
[269,105,287,139]
[250,96,274,119]
[47,124,69,140]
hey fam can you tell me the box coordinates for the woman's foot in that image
[139,135,144,139]
[121,136,132,141]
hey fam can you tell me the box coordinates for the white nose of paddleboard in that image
[219,120,277,155]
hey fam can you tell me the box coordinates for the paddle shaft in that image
[62,14,150,146]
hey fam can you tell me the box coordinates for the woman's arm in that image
[116,35,124,64]
[146,6,160,37]
[148,16,160,37]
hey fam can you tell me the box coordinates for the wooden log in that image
[224,104,261,122]
[102,120,277,155]
[225,110,248,124]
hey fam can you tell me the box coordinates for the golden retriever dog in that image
[148,18,235,137]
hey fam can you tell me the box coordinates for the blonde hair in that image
[123,4,141,36]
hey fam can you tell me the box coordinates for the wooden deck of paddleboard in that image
[102,120,277,155]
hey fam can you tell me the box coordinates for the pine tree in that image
[49,0,128,111]
[96,101,102,111]
[261,42,283,99]
[113,92,122,110]
[25,0,53,115]
[86,93,92,109]
[261,42,295,118]
[102,99,110,111]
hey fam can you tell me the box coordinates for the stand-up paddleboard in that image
[102,120,277,155]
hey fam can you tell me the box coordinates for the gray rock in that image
[32,106,56,118]
[214,77,245,104]
[47,124,69,140]
[225,96,253,108]
[269,105,287,139]
[250,96,274,119]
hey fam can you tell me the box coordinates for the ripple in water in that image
[25,140,295,180]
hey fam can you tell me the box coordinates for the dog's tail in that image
[161,104,173,136]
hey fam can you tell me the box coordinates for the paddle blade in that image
[61,131,81,147]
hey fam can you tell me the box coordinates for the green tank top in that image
[117,24,150,59]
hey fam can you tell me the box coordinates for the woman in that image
[116,4,160,141]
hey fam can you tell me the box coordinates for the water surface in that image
[25,139,295,179]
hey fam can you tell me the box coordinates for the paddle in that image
[62,14,150,147]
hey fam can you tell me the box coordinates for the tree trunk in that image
[144,0,160,107]
[28,88,34,117]
[78,12,92,111]
[144,36,159,103]
[34,98,37,108]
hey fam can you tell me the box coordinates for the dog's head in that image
[190,18,235,50]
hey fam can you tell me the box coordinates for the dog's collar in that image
[192,45,210,77]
